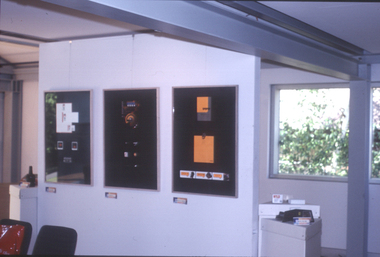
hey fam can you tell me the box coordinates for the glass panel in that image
[372,88,380,178]
[45,91,92,185]
[277,88,350,176]
[104,89,158,190]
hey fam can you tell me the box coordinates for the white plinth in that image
[9,185,38,254]
[261,218,322,257]
[258,202,321,257]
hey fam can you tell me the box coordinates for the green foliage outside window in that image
[45,93,58,175]
[277,88,349,176]
[372,88,380,178]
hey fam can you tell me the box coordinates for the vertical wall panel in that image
[38,34,259,256]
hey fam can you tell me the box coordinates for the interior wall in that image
[37,34,259,256]
[15,68,39,178]
[372,64,380,81]
[260,67,347,250]
[259,67,380,253]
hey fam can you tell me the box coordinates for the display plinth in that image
[261,218,322,257]
[258,202,321,256]
[9,185,38,254]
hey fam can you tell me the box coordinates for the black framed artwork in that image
[44,90,92,185]
[173,86,237,197]
[104,89,158,190]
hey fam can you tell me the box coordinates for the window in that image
[372,86,380,179]
[270,84,350,180]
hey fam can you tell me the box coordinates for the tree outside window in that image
[372,88,380,178]
[272,86,350,178]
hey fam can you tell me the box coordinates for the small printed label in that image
[173,197,187,205]
[46,187,56,193]
[180,170,192,178]
[105,192,117,199]
[195,171,208,179]
[180,170,228,181]
[63,157,72,163]
[212,173,224,181]
[272,194,283,203]
[293,217,311,225]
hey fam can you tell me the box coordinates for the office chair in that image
[32,225,77,255]
[0,218,32,255]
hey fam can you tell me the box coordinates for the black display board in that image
[44,90,91,185]
[173,86,237,197]
[104,89,158,190]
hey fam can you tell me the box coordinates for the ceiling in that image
[0,0,149,69]
[1,0,380,72]
[261,1,380,54]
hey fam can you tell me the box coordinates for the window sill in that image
[270,174,380,185]
[269,173,348,183]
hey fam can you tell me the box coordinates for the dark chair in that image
[32,225,77,255]
[0,218,32,255]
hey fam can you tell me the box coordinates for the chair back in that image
[32,225,77,255]
[0,218,32,255]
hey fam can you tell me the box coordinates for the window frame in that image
[269,82,350,182]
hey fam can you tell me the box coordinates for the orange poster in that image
[194,135,214,163]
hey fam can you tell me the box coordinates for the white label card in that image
[56,103,79,133]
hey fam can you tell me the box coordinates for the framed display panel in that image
[173,86,237,197]
[44,90,92,185]
[104,89,158,190]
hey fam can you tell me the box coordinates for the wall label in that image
[173,197,188,205]
[105,192,118,199]
[45,187,56,193]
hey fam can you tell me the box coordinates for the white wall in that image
[37,34,259,256]
[260,67,380,253]
[372,64,380,82]
[15,68,39,177]
[369,185,380,254]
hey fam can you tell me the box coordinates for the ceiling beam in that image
[0,55,38,69]
[355,54,380,64]
[52,29,156,42]
[0,37,40,48]
[0,29,156,47]
[0,56,12,66]
[0,73,14,81]
[0,30,53,43]
[218,1,365,56]
[0,62,39,69]
[40,0,363,80]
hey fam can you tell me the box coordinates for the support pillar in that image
[346,65,371,257]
